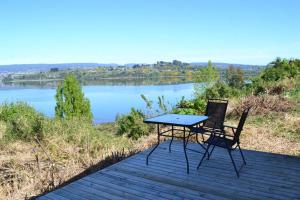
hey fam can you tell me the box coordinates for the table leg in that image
[169,125,174,152]
[183,127,190,174]
[146,124,160,165]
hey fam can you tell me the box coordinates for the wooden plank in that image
[155,143,300,170]
[141,150,300,184]
[119,155,300,198]
[104,167,231,200]
[82,175,168,200]
[119,163,292,200]
[41,192,70,200]
[139,152,300,185]
[83,173,158,200]
[85,171,180,200]
[168,141,300,166]
[142,146,300,180]
[114,162,261,200]
[92,171,218,200]
[38,141,300,200]
[79,178,151,200]
[37,196,53,200]
[130,153,300,194]
[130,155,300,197]
[48,188,84,200]
[62,181,111,200]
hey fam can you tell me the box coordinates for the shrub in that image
[173,97,206,115]
[204,81,240,99]
[55,75,93,122]
[228,95,296,117]
[0,102,44,141]
[250,76,297,96]
[261,58,300,82]
[116,108,152,140]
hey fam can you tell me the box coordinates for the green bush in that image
[0,102,44,141]
[173,97,206,115]
[261,58,300,82]
[55,75,93,122]
[204,81,240,99]
[116,108,152,140]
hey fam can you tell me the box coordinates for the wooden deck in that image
[39,141,300,200]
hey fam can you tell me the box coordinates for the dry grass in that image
[227,94,296,116]
[241,125,300,156]
[0,122,157,200]
[224,90,300,156]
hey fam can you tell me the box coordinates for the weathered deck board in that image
[39,141,300,200]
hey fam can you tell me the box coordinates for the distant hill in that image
[0,62,265,74]
[0,63,119,74]
[190,62,264,70]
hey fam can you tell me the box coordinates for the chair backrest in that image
[233,107,251,144]
[203,99,228,129]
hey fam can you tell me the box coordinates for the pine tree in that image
[55,75,93,122]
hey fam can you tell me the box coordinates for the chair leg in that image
[197,143,211,170]
[196,133,207,151]
[169,126,174,152]
[201,134,205,142]
[227,149,239,178]
[207,145,216,160]
[238,144,246,165]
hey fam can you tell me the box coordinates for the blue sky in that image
[0,0,299,65]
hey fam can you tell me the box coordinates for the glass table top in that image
[144,114,208,126]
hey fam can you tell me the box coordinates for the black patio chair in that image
[187,99,228,150]
[197,107,251,178]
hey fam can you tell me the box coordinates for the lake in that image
[0,83,194,123]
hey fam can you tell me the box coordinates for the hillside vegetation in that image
[0,58,299,199]
[2,60,260,86]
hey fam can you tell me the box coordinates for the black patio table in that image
[144,114,209,174]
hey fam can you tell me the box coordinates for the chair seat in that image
[205,135,235,149]
[190,126,223,135]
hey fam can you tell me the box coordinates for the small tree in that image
[55,75,93,122]
[195,60,220,83]
[225,65,244,88]
[194,60,220,97]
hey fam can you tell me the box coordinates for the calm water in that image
[0,83,194,123]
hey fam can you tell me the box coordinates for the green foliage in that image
[0,102,44,141]
[55,75,93,122]
[116,108,152,140]
[195,60,220,84]
[204,81,240,99]
[173,96,206,115]
[261,58,300,82]
[249,58,300,96]
[141,94,153,110]
[194,61,221,98]
[41,118,133,158]
[117,94,170,140]
[141,94,170,116]
[287,76,300,103]
[158,95,168,113]
[225,66,244,88]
